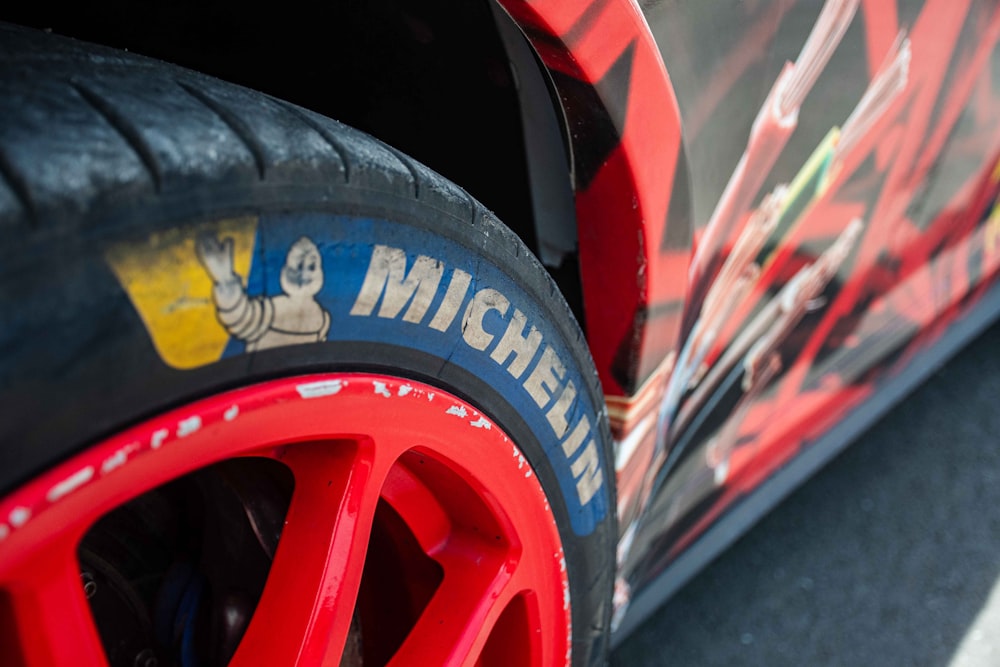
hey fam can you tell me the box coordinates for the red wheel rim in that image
[0,374,571,666]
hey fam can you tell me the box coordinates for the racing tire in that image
[0,24,615,667]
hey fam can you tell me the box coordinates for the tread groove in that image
[382,144,420,199]
[175,80,267,180]
[274,100,350,183]
[0,146,37,225]
[69,81,163,192]
[462,188,479,224]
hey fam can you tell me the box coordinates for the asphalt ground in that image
[612,321,1000,666]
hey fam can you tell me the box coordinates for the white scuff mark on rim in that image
[151,428,169,449]
[101,443,139,474]
[102,451,128,475]
[9,507,31,528]
[446,405,468,418]
[46,466,96,502]
[525,469,533,478]
[296,380,344,399]
[517,454,525,469]
[398,384,413,397]
[427,392,435,401]
[177,416,202,438]
[469,416,492,429]
[373,381,392,398]
[224,405,240,421]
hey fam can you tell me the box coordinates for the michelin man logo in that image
[196,234,331,351]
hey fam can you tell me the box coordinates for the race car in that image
[1,0,998,665]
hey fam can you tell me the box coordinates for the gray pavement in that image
[613,322,1000,666]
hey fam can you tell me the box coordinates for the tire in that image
[0,24,615,667]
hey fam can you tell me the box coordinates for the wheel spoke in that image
[388,537,520,667]
[4,536,108,667]
[229,439,391,666]
[380,462,451,554]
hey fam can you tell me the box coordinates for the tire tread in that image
[272,98,351,183]
[69,80,165,192]
[174,79,269,181]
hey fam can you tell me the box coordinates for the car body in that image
[2,0,999,663]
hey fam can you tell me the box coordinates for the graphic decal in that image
[197,234,330,352]
[686,0,860,310]
[548,41,636,191]
[105,217,258,369]
[613,0,1000,604]
[108,214,608,536]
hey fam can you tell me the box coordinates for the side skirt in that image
[612,282,1000,643]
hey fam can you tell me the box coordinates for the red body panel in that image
[502,0,1000,602]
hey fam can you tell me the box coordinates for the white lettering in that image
[490,308,543,379]
[429,268,472,332]
[570,441,604,506]
[560,415,591,459]
[522,345,565,408]
[461,288,510,350]
[546,380,577,438]
[351,245,443,323]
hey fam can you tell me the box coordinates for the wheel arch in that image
[496,0,693,402]
[4,0,693,405]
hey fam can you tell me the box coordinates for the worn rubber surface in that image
[0,23,615,665]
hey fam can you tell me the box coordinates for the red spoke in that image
[229,439,394,667]
[388,537,520,667]
[4,535,107,667]
[380,462,450,554]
